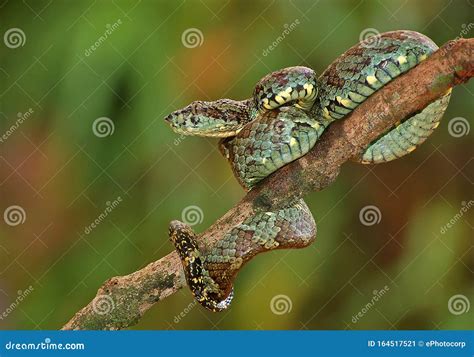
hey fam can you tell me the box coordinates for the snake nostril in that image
[164,114,173,123]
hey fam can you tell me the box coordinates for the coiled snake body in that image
[165,31,451,311]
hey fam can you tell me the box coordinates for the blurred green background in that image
[0,0,472,330]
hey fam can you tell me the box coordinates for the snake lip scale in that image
[165,30,451,312]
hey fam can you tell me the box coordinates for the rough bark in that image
[62,38,473,330]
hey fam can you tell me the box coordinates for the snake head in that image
[164,99,254,138]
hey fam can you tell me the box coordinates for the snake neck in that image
[245,98,260,122]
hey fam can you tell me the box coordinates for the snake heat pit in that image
[164,30,451,312]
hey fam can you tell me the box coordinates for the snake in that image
[164,30,451,312]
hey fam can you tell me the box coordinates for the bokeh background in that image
[0,0,472,330]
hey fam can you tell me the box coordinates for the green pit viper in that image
[164,30,451,311]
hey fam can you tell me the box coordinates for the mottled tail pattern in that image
[169,220,233,312]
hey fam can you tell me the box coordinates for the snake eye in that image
[164,113,173,123]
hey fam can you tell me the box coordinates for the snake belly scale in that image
[164,30,451,311]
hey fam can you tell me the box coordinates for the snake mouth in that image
[164,116,241,137]
[173,126,241,138]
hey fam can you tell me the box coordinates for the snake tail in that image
[169,220,234,311]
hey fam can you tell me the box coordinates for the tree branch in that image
[62,38,473,330]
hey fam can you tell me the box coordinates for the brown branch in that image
[62,38,473,330]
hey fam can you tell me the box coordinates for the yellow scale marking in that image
[323,107,331,119]
[262,97,272,110]
[303,83,314,96]
[366,75,378,86]
[340,98,353,108]
[275,95,286,104]
[335,95,352,108]
[397,55,407,65]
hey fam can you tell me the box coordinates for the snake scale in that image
[164,30,451,311]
